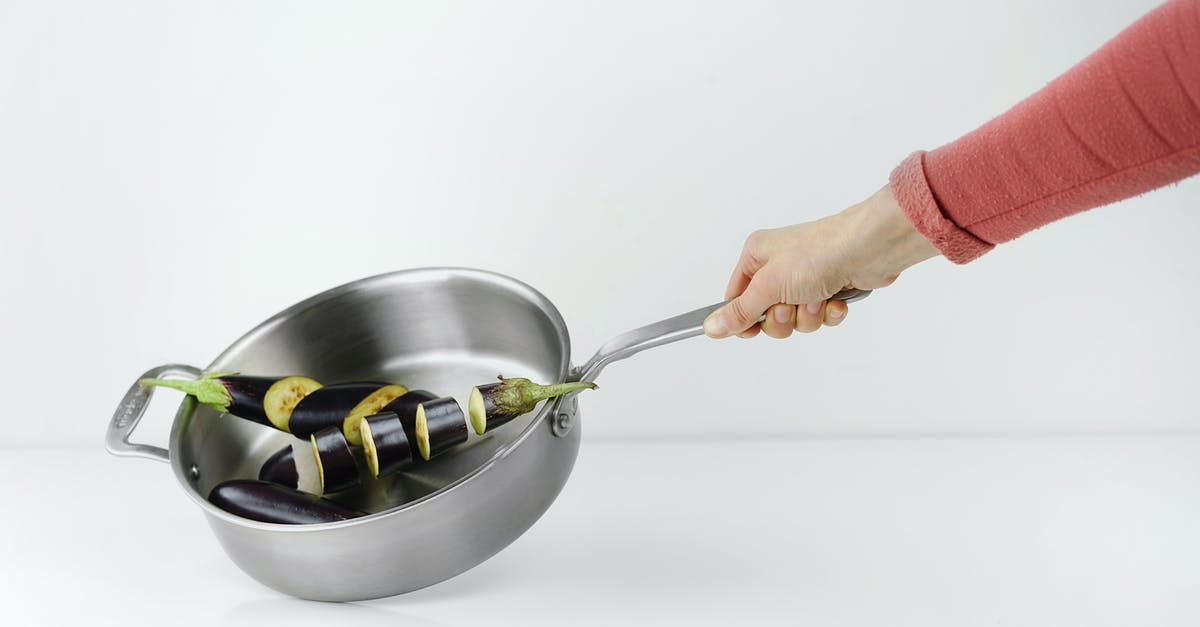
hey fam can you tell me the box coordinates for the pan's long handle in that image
[570,288,871,383]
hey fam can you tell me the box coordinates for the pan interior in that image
[170,269,569,514]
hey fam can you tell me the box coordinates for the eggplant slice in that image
[414,397,468,461]
[262,376,324,432]
[310,426,360,494]
[342,384,409,446]
[377,389,437,446]
[359,412,414,478]
[209,479,365,524]
[287,382,386,439]
[468,376,596,435]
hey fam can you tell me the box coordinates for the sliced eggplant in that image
[287,382,386,439]
[341,384,409,446]
[137,372,322,431]
[378,389,438,444]
[263,376,324,432]
[310,426,360,493]
[258,442,322,494]
[468,376,597,435]
[258,446,299,488]
[209,479,365,524]
[359,388,437,452]
[359,412,413,478]
[414,397,468,461]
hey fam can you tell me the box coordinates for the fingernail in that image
[806,302,822,315]
[773,306,790,323]
[703,314,728,338]
[828,307,844,319]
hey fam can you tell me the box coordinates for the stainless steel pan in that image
[107,267,867,601]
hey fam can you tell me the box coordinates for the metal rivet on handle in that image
[551,413,572,438]
[189,464,200,480]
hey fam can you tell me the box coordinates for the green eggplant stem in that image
[138,371,235,413]
[487,376,597,415]
[522,380,597,403]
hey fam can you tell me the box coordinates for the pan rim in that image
[169,266,574,532]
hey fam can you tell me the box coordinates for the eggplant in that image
[310,426,360,493]
[209,479,365,524]
[467,376,596,435]
[414,397,468,461]
[341,384,409,446]
[138,372,322,431]
[258,446,299,488]
[359,412,413,478]
[287,382,386,439]
[255,442,323,494]
[376,389,437,446]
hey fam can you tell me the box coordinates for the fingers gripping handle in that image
[107,364,202,462]
[822,288,872,305]
[571,289,870,383]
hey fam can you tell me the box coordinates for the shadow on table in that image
[221,597,452,627]
[377,517,773,606]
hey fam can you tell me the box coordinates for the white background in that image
[2,0,1197,446]
[5,437,1200,626]
[3,1,1200,624]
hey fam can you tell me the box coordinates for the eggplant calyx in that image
[138,371,236,413]
[488,376,598,413]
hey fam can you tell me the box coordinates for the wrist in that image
[838,184,939,284]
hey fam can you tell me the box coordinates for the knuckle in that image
[745,229,770,252]
[727,299,753,326]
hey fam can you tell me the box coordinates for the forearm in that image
[892,0,1200,263]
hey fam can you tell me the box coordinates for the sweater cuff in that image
[889,151,994,264]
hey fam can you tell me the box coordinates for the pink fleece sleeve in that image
[890,0,1200,264]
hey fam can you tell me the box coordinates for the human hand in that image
[703,184,939,339]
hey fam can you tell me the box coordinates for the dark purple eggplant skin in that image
[219,376,286,426]
[312,426,360,493]
[137,374,290,427]
[423,397,468,460]
[363,412,414,477]
[209,480,365,524]
[288,382,387,438]
[258,445,299,489]
[379,389,437,443]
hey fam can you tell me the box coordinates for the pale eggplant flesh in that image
[341,384,409,446]
[415,397,468,461]
[468,376,597,435]
[359,412,414,478]
[209,479,365,524]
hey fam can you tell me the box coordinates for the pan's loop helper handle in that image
[107,364,201,462]
[570,288,870,384]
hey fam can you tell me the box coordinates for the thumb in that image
[703,273,777,338]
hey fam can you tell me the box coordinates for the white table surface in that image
[4,435,1199,626]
